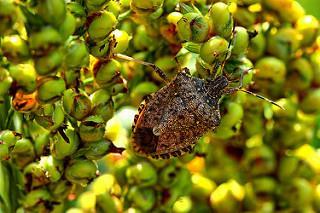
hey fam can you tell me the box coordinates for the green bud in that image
[85,0,107,12]
[94,59,122,86]
[65,40,89,69]
[177,13,209,43]
[130,82,158,106]
[279,1,305,23]
[106,76,128,96]
[243,145,275,176]
[49,180,71,201]
[34,132,50,156]
[40,156,64,182]
[200,36,229,65]
[79,115,106,143]
[301,89,320,114]
[0,67,12,96]
[109,29,130,54]
[88,11,118,41]
[232,27,249,56]
[159,164,180,188]
[36,0,66,26]
[252,177,276,194]
[127,186,156,211]
[209,2,234,38]
[23,189,51,209]
[217,102,243,128]
[65,159,97,186]
[255,57,286,83]
[9,63,37,92]
[51,129,80,160]
[130,0,163,14]
[29,27,63,53]
[191,173,216,198]
[35,103,65,131]
[84,140,113,160]
[59,12,76,40]
[172,196,192,213]
[296,15,319,47]
[0,130,18,147]
[88,38,110,58]
[11,138,35,168]
[63,89,92,120]
[24,162,49,188]
[34,49,63,76]
[267,28,301,61]
[286,57,313,91]
[233,7,256,28]
[105,1,122,17]
[126,162,157,187]
[1,35,30,63]
[67,2,87,30]
[37,76,66,103]
[247,28,266,61]
[90,89,114,121]
[0,0,17,35]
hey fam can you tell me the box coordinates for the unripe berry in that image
[209,2,234,38]
[200,36,229,64]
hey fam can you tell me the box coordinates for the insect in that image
[114,52,283,160]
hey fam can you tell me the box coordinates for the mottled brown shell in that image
[131,69,228,159]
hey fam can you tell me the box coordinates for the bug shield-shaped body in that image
[131,69,229,159]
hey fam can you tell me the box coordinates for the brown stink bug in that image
[114,54,283,159]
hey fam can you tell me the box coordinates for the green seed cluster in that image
[0,0,320,212]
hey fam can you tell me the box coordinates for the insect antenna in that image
[237,88,285,110]
[114,53,169,83]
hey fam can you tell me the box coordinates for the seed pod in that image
[90,89,114,121]
[34,133,50,156]
[63,89,92,120]
[199,36,229,65]
[84,140,113,160]
[209,2,234,38]
[231,26,249,56]
[87,11,118,41]
[35,103,65,131]
[247,27,266,61]
[23,188,51,210]
[279,1,305,23]
[255,57,286,83]
[0,0,17,35]
[109,29,130,54]
[28,27,63,54]
[0,130,19,147]
[65,159,97,186]
[49,180,71,201]
[0,67,12,97]
[59,12,76,40]
[34,49,63,76]
[9,63,37,93]
[67,2,87,31]
[85,0,107,12]
[130,0,163,14]
[158,164,180,187]
[88,37,111,58]
[191,173,216,198]
[11,138,35,168]
[51,129,80,160]
[267,27,301,61]
[40,156,64,182]
[65,40,90,69]
[105,1,122,17]
[24,162,49,188]
[36,0,66,27]
[177,13,209,43]
[296,15,319,47]
[233,7,256,28]
[127,186,156,211]
[79,115,106,143]
[93,59,122,87]
[300,89,320,114]
[37,76,66,103]
[1,35,30,63]
[286,57,313,91]
[243,145,276,176]
[12,90,38,112]
[126,162,157,187]
[252,177,277,194]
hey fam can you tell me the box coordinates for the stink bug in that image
[114,53,283,159]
